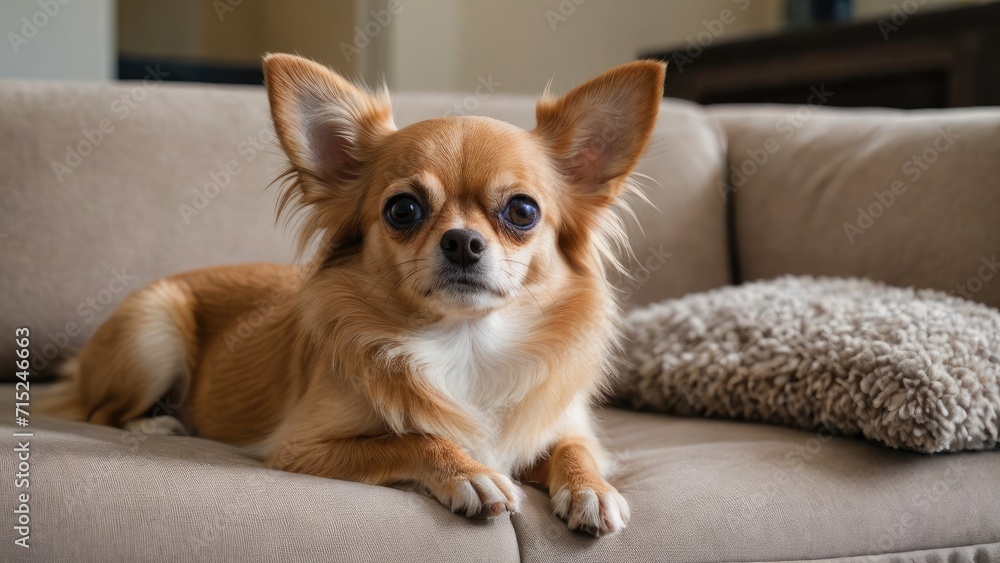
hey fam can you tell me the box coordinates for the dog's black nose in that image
[440,229,486,267]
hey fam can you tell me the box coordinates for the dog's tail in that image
[34,356,89,421]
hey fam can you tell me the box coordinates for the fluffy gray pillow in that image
[616,276,1000,453]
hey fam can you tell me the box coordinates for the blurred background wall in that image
[117,0,355,73]
[112,0,787,91]
[0,0,994,93]
[0,0,114,80]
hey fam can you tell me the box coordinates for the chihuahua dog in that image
[45,54,664,536]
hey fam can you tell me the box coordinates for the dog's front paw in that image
[427,470,525,520]
[551,484,630,537]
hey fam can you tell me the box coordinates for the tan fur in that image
[45,54,664,535]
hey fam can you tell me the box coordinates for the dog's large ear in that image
[263,53,395,254]
[534,61,664,202]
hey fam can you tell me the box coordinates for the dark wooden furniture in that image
[644,3,1000,108]
[119,57,264,85]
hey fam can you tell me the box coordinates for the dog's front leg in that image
[267,434,523,519]
[521,434,630,536]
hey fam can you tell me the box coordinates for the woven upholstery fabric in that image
[617,276,1000,453]
[2,398,998,562]
[709,104,1000,310]
[514,409,1000,561]
[0,410,521,563]
[0,80,293,381]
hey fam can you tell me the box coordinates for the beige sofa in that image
[1,80,998,562]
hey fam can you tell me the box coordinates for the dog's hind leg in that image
[47,279,199,430]
[122,415,189,435]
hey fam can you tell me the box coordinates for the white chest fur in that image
[402,312,543,468]
[406,313,540,411]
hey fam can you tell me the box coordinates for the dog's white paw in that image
[122,416,188,436]
[552,485,630,537]
[428,470,525,519]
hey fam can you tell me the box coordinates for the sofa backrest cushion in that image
[710,104,1000,310]
[0,81,730,376]
[0,80,291,377]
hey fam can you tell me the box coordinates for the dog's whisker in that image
[385,266,430,307]
[363,259,429,302]
[502,259,531,272]
[500,265,546,319]
[374,258,428,275]
[363,270,396,302]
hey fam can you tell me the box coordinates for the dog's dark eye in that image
[384,195,424,229]
[501,196,539,229]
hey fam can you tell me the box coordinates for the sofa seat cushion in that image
[512,409,1000,562]
[0,408,520,563]
[4,392,998,562]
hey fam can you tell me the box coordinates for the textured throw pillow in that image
[616,277,1000,453]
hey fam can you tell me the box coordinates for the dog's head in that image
[264,54,663,318]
